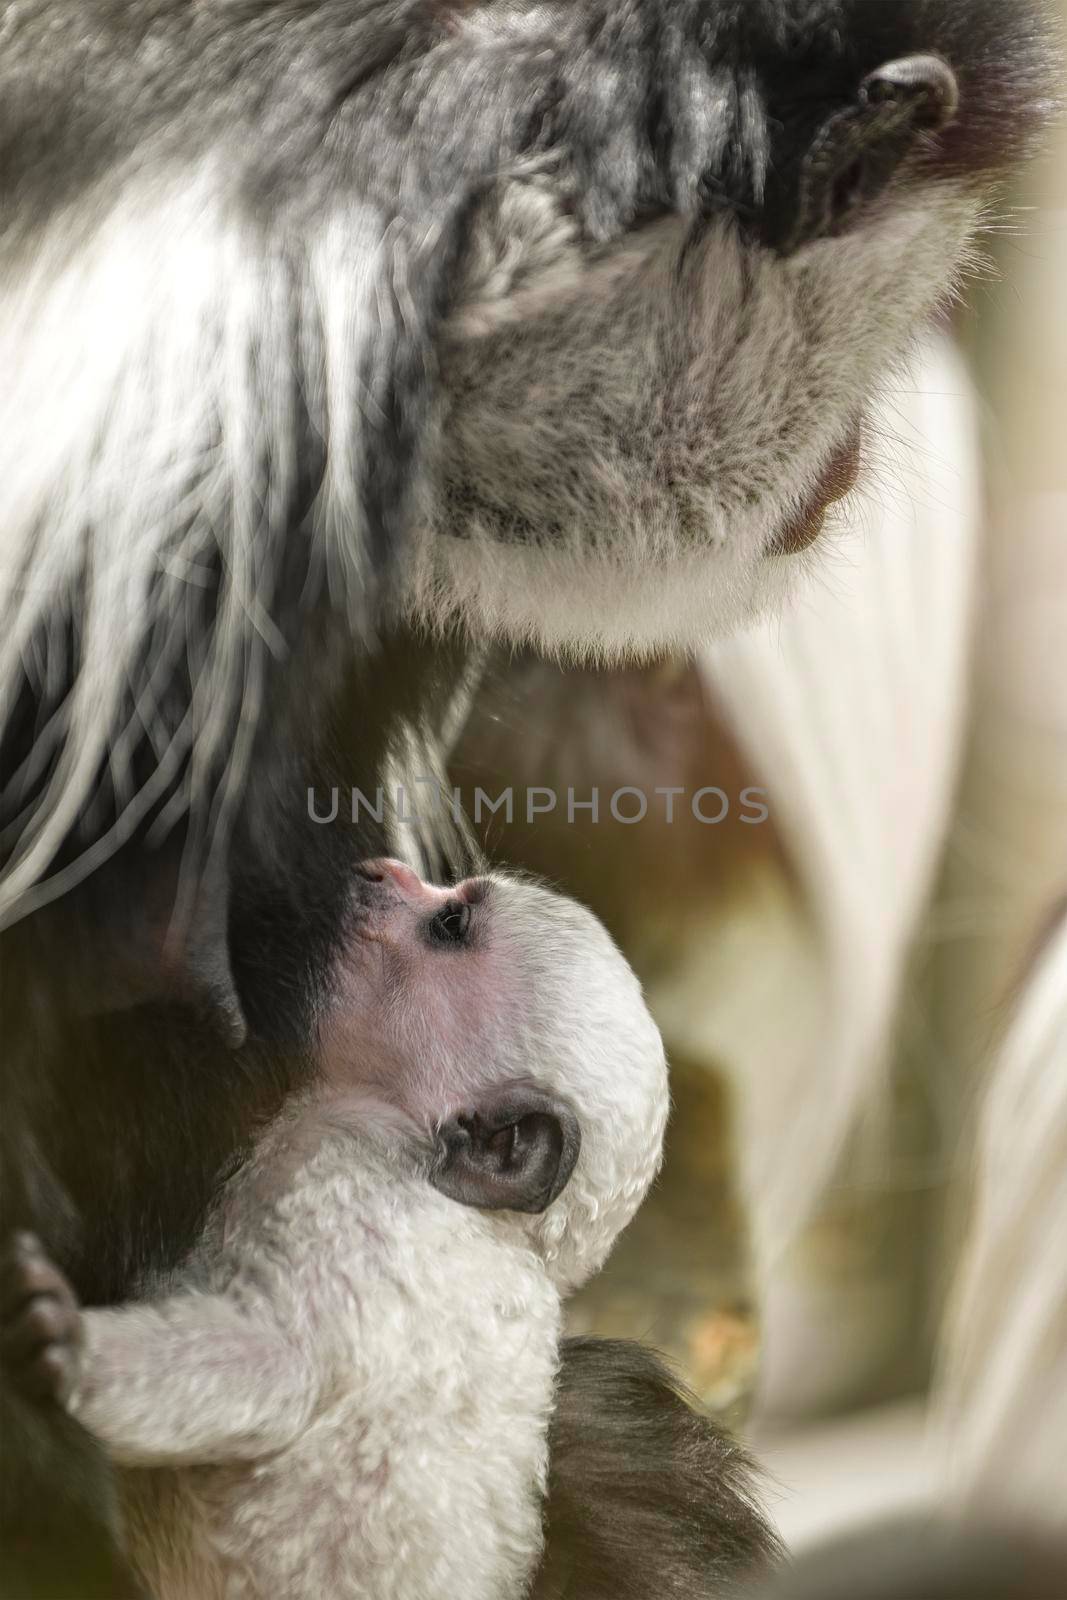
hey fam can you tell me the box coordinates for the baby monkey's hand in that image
[0,1232,83,1406]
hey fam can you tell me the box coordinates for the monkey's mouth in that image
[769,424,863,555]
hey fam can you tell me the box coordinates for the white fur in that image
[67,874,669,1598]
[78,1135,562,1600]
[936,914,1067,1525]
[485,878,670,1293]
[0,174,398,926]
[648,334,981,1282]
[929,486,1067,1521]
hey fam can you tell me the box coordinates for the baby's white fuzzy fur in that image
[66,875,669,1599]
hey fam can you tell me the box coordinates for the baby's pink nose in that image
[358,858,437,907]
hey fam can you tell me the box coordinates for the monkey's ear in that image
[431,1086,581,1215]
[763,54,960,255]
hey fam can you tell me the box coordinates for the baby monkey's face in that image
[324,859,516,1118]
[319,859,669,1288]
[351,859,491,963]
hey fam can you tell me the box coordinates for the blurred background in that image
[436,19,1067,1559]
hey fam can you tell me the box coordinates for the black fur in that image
[533,1337,783,1599]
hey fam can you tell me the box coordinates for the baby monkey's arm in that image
[1,1234,320,1469]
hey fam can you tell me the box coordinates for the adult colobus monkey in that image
[0,1,1055,1593]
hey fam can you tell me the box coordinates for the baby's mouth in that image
[769,424,863,555]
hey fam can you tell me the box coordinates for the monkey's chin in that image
[768,424,863,556]
[407,421,864,658]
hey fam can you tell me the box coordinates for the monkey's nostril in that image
[761,52,964,255]
[860,54,961,132]
[361,858,429,901]
[356,863,386,883]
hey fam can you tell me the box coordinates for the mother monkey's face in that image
[407,0,1056,658]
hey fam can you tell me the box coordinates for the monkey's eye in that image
[427,901,471,945]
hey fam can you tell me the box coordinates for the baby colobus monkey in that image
[1,862,669,1600]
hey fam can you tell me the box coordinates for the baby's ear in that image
[431,1085,581,1215]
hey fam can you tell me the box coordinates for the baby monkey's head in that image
[324,860,669,1292]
